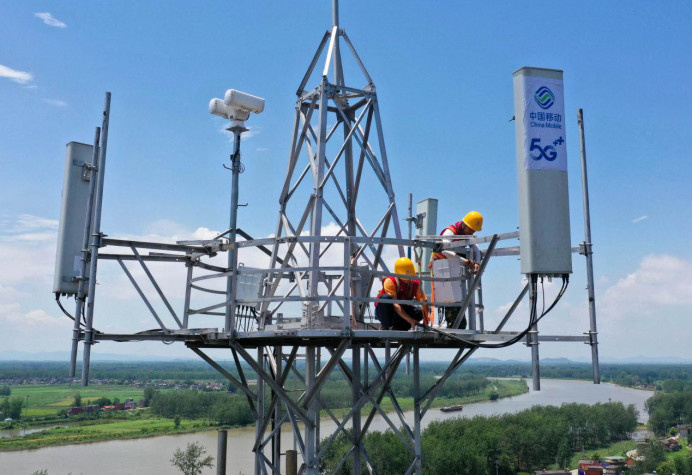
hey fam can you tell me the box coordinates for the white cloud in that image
[34,12,67,28]
[11,214,58,232]
[0,303,72,352]
[0,215,57,286]
[43,98,68,107]
[632,215,648,223]
[0,285,28,301]
[0,64,33,85]
[601,254,692,321]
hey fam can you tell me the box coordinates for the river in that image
[0,379,653,475]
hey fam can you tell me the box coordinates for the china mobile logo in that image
[534,86,555,109]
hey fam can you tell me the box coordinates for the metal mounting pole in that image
[272,346,282,473]
[352,345,362,473]
[255,346,265,474]
[81,92,111,386]
[305,346,317,474]
[217,430,228,475]
[412,347,422,474]
[225,127,243,333]
[578,109,600,384]
[70,126,100,378]
[529,279,540,391]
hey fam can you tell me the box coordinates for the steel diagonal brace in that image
[257,451,277,475]
[361,445,375,475]
[420,283,529,418]
[341,31,374,86]
[364,346,414,442]
[315,346,401,459]
[333,442,375,475]
[352,106,373,205]
[265,197,315,315]
[298,31,330,94]
[318,99,372,189]
[358,217,392,321]
[281,353,343,427]
[117,258,168,331]
[318,346,410,460]
[255,451,270,475]
[258,413,289,452]
[231,342,311,424]
[286,406,306,460]
[334,101,387,189]
[299,340,349,410]
[281,98,318,205]
[131,247,183,328]
[189,347,257,417]
[253,346,299,452]
[332,444,356,475]
[452,234,499,329]
[419,348,469,418]
[316,345,409,460]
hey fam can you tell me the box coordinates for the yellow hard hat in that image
[394,257,416,276]
[462,211,483,232]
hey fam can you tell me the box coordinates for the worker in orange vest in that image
[375,257,429,331]
[430,211,483,328]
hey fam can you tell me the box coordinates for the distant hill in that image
[1,351,691,365]
[0,350,197,362]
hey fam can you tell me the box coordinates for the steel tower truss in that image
[63,3,603,475]
[259,10,405,331]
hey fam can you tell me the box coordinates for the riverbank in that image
[0,379,654,475]
[0,379,528,451]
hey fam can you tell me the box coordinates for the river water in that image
[0,379,653,475]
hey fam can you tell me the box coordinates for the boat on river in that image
[440,405,463,413]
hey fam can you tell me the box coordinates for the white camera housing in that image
[224,89,265,114]
[209,98,250,121]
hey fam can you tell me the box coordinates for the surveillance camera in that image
[224,89,265,114]
[209,98,250,121]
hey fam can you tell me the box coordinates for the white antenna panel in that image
[53,142,94,294]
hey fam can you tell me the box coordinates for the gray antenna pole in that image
[81,92,111,386]
[578,109,600,384]
[225,127,244,333]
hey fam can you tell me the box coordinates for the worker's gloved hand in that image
[433,242,444,252]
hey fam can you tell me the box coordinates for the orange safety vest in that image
[431,222,464,263]
[375,276,420,305]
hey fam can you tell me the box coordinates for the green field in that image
[0,416,206,451]
[5,384,145,417]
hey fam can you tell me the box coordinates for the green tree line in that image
[149,390,255,426]
[1,397,25,420]
[321,401,638,474]
[646,389,692,436]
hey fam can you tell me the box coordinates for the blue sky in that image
[0,1,690,362]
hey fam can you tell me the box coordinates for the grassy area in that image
[0,415,208,451]
[6,384,144,417]
[566,439,637,468]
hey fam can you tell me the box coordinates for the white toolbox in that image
[431,258,466,303]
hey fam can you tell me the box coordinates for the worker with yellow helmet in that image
[430,211,483,328]
[374,257,429,331]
